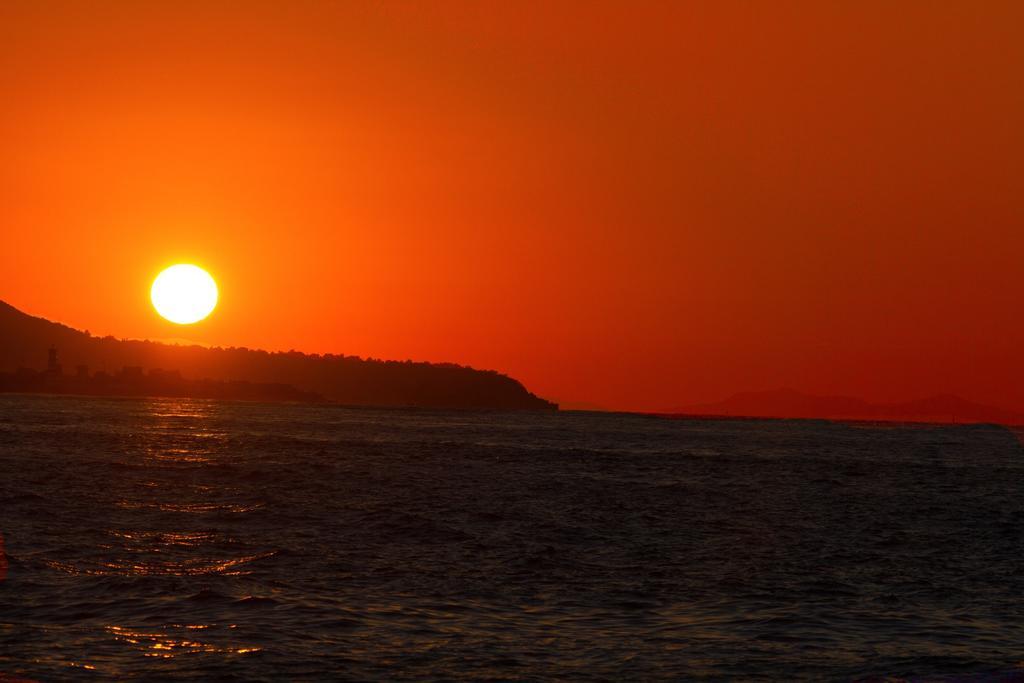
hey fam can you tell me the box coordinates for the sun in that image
[151,264,219,324]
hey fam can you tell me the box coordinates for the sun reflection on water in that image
[39,398,275,580]
[137,398,228,465]
[43,550,275,577]
[106,625,261,659]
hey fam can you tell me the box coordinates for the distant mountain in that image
[0,301,557,410]
[681,388,1024,425]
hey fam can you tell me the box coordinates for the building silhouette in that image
[0,345,325,403]
[46,346,62,375]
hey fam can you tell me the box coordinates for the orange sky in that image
[2,1,1023,412]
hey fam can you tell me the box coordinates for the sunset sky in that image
[2,1,1022,412]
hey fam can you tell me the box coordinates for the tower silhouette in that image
[47,346,62,375]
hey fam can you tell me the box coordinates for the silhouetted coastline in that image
[676,388,1024,426]
[0,301,557,410]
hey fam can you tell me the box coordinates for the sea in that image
[1,393,1024,681]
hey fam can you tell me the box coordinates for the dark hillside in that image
[0,301,557,410]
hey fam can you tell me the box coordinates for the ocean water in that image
[2,394,1024,681]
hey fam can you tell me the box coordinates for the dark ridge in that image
[0,300,557,410]
[676,387,1023,426]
